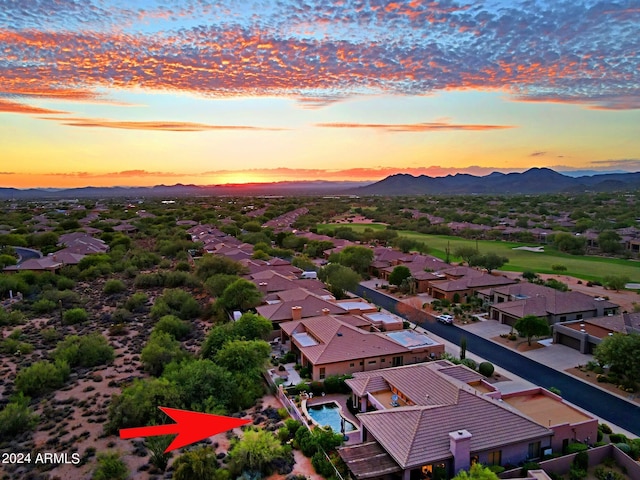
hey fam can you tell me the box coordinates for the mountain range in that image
[350,168,640,196]
[1,169,639,199]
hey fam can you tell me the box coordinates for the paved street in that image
[355,283,640,437]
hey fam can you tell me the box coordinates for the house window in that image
[576,314,583,320]
[528,441,541,459]
[359,361,364,366]
[368,360,376,365]
[560,316,567,322]
[319,368,326,380]
[381,358,386,363]
[349,363,355,367]
[488,450,502,466]
[392,356,403,367]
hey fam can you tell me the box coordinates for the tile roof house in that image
[426,267,517,302]
[340,362,556,480]
[58,232,109,255]
[256,290,347,326]
[553,312,640,354]
[480,284,619,326]
[3,256,64,273]
[280,314,444,382]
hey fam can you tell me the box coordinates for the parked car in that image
[436,314,454,324]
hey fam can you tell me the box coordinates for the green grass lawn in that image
[317,223,640,282]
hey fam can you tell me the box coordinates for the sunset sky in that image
[1,0,638,188]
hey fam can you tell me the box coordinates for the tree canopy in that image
[389,265,411,287]
[217,278,263,312]
[319,263,361,299]
[594,333,640,386]
[452,464,499,480]
[514,315,550,346]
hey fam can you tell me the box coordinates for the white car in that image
[437,314,454,324]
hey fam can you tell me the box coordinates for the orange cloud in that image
[39,117,286,132]
[0,99,67,115]
[315,121,515,132]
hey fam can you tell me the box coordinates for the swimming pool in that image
[307,402,356,433]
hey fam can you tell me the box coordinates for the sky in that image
[1,0,638,188]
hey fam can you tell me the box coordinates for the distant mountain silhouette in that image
[0,181,369,200]
[351,168,640,195]
[1,169,639,199]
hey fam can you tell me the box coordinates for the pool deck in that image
[306,393,361,445]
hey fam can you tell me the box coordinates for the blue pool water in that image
[307,402,356,432]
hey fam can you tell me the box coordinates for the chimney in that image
[291,306,303,321]
[449,430,472,475]
[321,308,330,316]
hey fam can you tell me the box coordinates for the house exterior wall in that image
[550,420,598,453]
[306,346,445,381]
[475,436,552,467]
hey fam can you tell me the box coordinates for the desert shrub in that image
[40,327,61,343]
[608,433,627,443]
[478,361,495,377]
[154,315,191,340]
[573,450,589,470]
[63,307,88,325]
[569,466,587,480]
[0,338,34,355]
[0,308,26,326]
[124,292,148,312]
[0,393,38,440]
[566,442,588,454]
[594,466,624,480]
[103,279,126,294]
[599,423,613,434]
[151,288,200,320]
[522,462,540,475]
[32,298,57,314]
[15,360,70,396]
[323,375,352,394]
[460,358,477,371]
[56,276,75,290]
[111,308,132,323]
[53,333,114,368]
[92,451,128,480]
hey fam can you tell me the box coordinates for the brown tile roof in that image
[280,315,414,365]
[432,274,516,292]
[493,290,618,317]
[256,295,346,322]
[438,365,485,384]
[358,391,552,469]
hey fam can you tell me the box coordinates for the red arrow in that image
[119,407,251,453]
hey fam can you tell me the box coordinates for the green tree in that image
[389,265,411,287]
[552,232,586,255]
[598,230,623,254]
[201,312,273,358]
[469,252,508,273]
[454,246,478,265]
[92,451,129,480]
[214,339,270,374]
[394,237,418,253]
[204,273,240,297]
[514,315,550,346]
[217,278,263,312]
[141,331,188,376]
[452,463,499,480]
[196,255,246,281]
[106,378,181,433]
[336,246,374,275]
[173,446,226,480]
[319,263,361,299]
[594,333,640,385]
[603,275,630,292]
[228,428,287,476]
[163,359,236,412]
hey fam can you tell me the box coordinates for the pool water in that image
[307,402,356,433]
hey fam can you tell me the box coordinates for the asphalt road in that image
[355,284,640,437]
